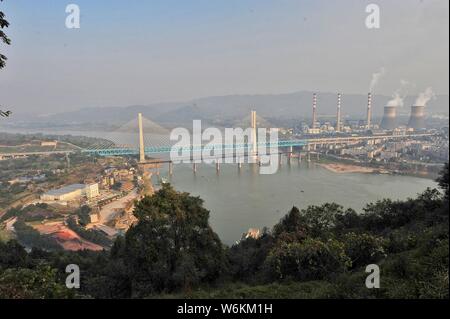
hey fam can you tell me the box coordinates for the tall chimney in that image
[138,113,145,163]
[336,93,342,132]
[366,93,372,129]
[312,93,317,129]
[408,105,426,130]
[380,106,397,130]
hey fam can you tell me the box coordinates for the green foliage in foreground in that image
[0,265,77,299]
[0,164,448,299]
[127,186,228,296]
[1,0,11,70]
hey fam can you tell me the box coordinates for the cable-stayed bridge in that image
[81,112,436,162]
[81,111,308,160]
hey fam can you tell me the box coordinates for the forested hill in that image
[0,164,448,299]
[10,92,450,127]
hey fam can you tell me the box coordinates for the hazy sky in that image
[0,0,448,115]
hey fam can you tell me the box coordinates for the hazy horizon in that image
[0,0,448,115]
[7,90,450,119]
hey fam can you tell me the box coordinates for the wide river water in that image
[2,128,439,245]
[159,160,436,244]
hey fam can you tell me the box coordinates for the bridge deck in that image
[81,133,436,157]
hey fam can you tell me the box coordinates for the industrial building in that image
[85,183,100,199]
[41,183,99,202]
[40,141,58,147]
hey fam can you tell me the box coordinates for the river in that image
[158,160,437,245]
[2,128,439,245]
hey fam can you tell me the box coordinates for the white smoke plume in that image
[387,80,411,107]
[387,92,404,107]
[415,87,436,106]
[369,67,386,93]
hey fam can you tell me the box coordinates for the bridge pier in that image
[288,146,293,164]
[237,157,243,171]
[305,144,311,152]
[216,162,220,173]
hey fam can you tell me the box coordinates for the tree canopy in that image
[437,163,449,200]
[0,0,11,117]
[121,184,228,296]
[0,0,10,69]
[0,164,448,299]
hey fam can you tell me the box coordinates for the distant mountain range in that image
[9,91,449,129]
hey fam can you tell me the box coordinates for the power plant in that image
[366,93,372,129]
[300,92,432,134]
[408,105,426,130]
[336,93,342,132]
[380,106,398,130]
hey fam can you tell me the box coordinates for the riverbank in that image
[316,155,442,179]
[316,163,385,174]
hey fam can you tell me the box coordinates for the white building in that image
[41,183,100,202]
[40,141,58,147]
[85,183,99,199]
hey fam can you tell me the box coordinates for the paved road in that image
[99,189,138,223]
[0,150,77,156]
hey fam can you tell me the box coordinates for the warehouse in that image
[41,183,99,202]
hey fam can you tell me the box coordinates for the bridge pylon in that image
[138,113,145,163]
[251,110,258,161]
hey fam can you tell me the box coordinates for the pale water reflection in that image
[156,160,437,245]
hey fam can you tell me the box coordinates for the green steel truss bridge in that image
[82,139,308,157]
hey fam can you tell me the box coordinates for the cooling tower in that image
[380,106,397,130]
[407,105,426,130]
